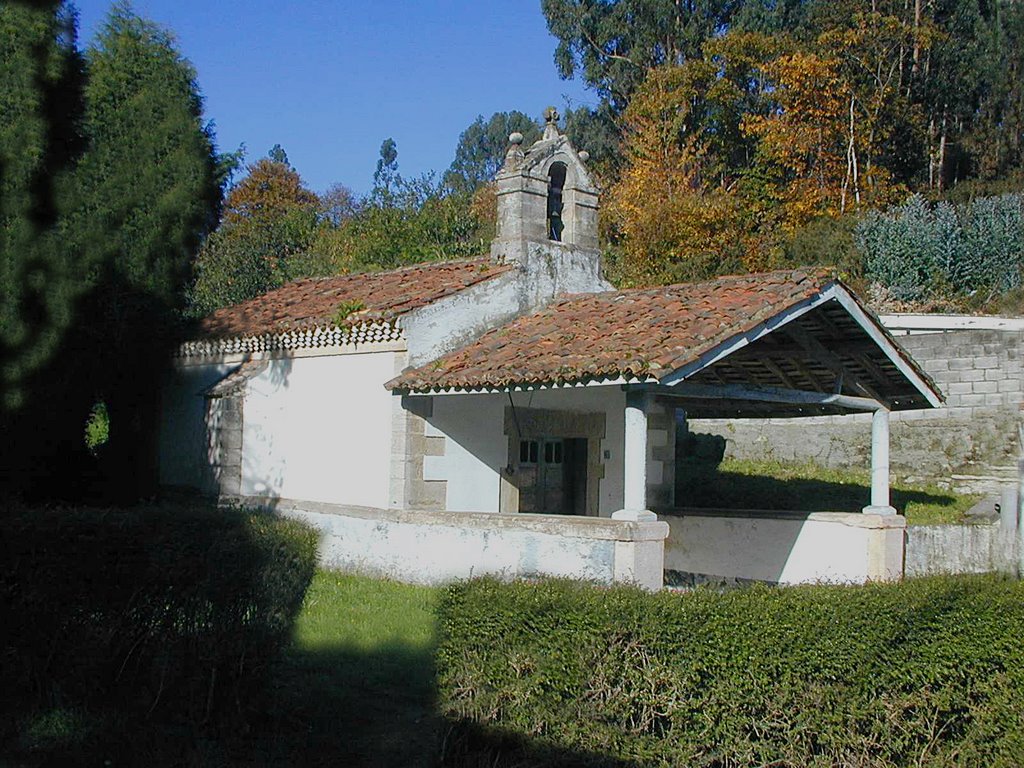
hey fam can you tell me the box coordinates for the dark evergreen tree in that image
[0,1,85,412]
[563,103,623,180]
[0,1,93,498]
[64,3,221,500]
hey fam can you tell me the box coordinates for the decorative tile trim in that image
[177,321,403,359]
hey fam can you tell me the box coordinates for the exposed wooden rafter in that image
[783,322,889,405]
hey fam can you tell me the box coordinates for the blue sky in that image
[74,0,597,196]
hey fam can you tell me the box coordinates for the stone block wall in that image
[205,394,242,497]
[900,329,1024,411]
[390,391,447,512]
[691,327,1024,494]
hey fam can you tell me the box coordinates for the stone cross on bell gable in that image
[543,106,560,141]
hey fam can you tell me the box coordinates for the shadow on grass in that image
[245,644,636,768]
[247,643,441,768]
[677,468,959,515]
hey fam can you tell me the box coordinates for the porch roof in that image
[386,268,943,417]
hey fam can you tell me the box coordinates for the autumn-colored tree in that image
[745,13,917,233]
[220,156,319,228]
[605,33,792,284]
[607,61,763,285]
[744,51,851,224]
[190,152,321,314]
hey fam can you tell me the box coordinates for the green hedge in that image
[437,577,1024,768]
[1,501,318,747]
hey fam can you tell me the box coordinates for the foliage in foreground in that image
[438,575,1024,768]
[0,501,318,763]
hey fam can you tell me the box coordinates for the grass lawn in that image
[677,458,980,525]
[248,571,442,767]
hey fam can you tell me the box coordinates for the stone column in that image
[864,407,896,515]
[623,390,649,512]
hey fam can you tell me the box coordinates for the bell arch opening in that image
[547,162,568,242]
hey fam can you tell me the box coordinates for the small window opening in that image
[544,441,563,464]
[519,439,539,464]
[547,162,567,241]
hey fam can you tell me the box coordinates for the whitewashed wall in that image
[906,522,1018,577]
[241,351,397,507]
[527,387,627,514]
[663,510,906,584]
[159,362,235,493]
[253,498,668,590]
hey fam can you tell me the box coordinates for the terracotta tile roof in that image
[198,257,512,340]
[388,268,838,392]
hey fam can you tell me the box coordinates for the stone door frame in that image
[500,406,605,516]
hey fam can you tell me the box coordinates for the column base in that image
[612,509,657,522]
[862,505,898,516]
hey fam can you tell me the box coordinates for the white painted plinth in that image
[612,509,657,522]
[612,509,667,590]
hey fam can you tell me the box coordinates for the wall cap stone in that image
[232,495,670,542]
[663,507,907,529]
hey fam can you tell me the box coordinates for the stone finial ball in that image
[509,131,524,145]
[579,150,590,163]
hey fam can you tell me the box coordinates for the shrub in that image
[857,194,960,301]
[858,193,1024,301]
[437,576,1024,767]
[0,501,318,746]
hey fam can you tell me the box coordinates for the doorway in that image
[516,437,588,515]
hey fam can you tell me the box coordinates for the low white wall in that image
[905,523,1017,577]
[243,497,669,589]
[664,509,906,585]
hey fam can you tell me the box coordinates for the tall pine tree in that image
[65,3,221,500]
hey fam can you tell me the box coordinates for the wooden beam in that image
[786,356,829,393]
[761,357,799,390]
[672,401,819,419]
[806,306,845,339]
[854,352,892,387]
[783,323,889,404]
[832,289,943,408]
[654,382,884,412]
